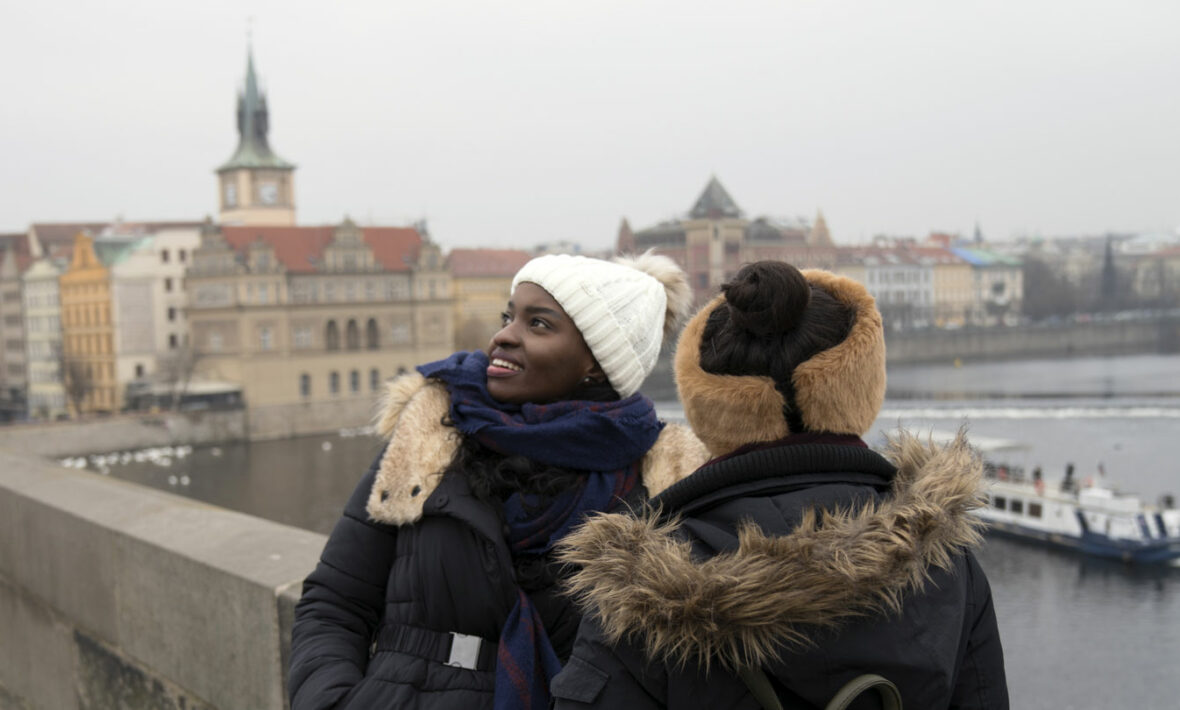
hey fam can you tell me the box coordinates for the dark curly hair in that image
[698,260,853,431]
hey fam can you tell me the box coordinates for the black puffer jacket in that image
[288,373,708,710]
[552,434,1009,710]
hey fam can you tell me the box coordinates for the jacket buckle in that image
[446,632,484,670]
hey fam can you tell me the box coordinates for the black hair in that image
[698,260,854,431]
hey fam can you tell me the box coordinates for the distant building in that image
[448,248,533,351]
[0,235,32,419]
[21,256,66,419]
[216,49,296,226]
[624,177,837,305]
[59,233,118,414]
[186,219,452,411]
[948,246,1024,325]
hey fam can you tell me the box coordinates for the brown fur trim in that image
[673,295,790,457]
[366,374,461,525]
[792,270,886,436]
[641,423,711,498]
[557,430,985,671]
[366,373,708,525]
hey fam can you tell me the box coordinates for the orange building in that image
[58,233,118,414]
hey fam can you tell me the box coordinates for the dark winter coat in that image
[287,372,708,710]
[552,433,1009,710]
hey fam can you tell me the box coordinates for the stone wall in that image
[0,449,326,710]
[0,410,247,458]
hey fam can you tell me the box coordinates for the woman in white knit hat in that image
[288,252,707,710]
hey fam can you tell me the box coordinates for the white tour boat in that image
[934,432,1180,566]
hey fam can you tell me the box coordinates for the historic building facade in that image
[186,219,452,410]
[623,177,837,305]
[58,234,118,414]
[447,248,532,351]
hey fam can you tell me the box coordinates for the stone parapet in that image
[0,449,326,710]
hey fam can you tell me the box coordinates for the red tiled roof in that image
[448,248,532,278]
[0,232,33,273]
[220,225,422,273]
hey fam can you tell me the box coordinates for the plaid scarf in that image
[417,351,659,709]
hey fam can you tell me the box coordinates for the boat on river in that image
[936,432,1180,565]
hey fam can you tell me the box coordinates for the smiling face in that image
[485,282,602,404]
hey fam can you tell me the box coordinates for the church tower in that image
[216,49,296,226]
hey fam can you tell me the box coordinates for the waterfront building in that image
[625,176,837,305]
[58,234,118,415]
[0,236,32,420]
[186,218,453,411]
[448,247,532,351]
[216,49,296,227]
[21,257,66,420]
[948,246,1024,325]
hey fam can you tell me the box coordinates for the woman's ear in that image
[583,361,605,385]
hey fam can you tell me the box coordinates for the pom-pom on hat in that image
[674,261,887,457]
[512,250,691,398]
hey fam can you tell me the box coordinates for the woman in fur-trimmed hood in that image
[288,252,708,710]
[552,261,1009,709]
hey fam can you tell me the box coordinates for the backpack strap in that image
[739,667,903,710]
[738,667,785,710]
[823,673,902,710]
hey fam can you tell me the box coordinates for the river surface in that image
[75,353,1180,709]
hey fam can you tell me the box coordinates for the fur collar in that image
[555,431,985,671]
[365,372,709,525]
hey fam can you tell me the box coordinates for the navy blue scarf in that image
[417,351,661,709]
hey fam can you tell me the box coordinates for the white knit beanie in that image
[511,251,692,398]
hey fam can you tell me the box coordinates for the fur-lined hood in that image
[364,372,709,525]
[556,431,985,671]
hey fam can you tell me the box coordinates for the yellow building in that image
[58,233,118,414]
[448,248,532,351]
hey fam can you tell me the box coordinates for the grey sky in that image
[2,0,1178,250]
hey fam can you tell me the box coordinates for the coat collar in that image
[555,430,986,671]
[364,372,709,526]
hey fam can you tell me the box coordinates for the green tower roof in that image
[217,49,294,173]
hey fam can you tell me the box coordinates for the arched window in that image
[366,318,379,350]
[299,373,311,398]
[329,371,340,395]
[325,321,340,351]
[346,319,360,350]
[370,368,380,391]
[349,370,360,393]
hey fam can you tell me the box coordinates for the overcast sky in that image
[2,0,1178,250]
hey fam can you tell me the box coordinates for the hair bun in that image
[722,261,810,336]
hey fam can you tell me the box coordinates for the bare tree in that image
[157,345,203,410]
[59,349,93,418]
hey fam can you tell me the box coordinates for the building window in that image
[349,369,360,393]
[329,371,340,395]
[179,249,186,263]
[167,307,176,322]
[992,496,1007,511]
[370,368,380,391]
[1028,502,1043,519]
[366,318,379,350]
[161,249,170,263]
[259,326,273,351]
[164,277,173,293]
[168,333,178,349]
[325,321,340,350]
[135,364,145,378]
[293,325,312,348]
[1010,499,1024,515]
[346,319,360,350]
[300,373,311,398]
[209,332,223,352]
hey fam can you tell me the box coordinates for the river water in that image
[77,353,1180,709]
